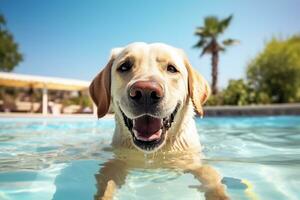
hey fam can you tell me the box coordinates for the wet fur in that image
[90,43,229,200]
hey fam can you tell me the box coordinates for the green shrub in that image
[247,35,300,103]
[222,79,251,105]
[206,92,224,106]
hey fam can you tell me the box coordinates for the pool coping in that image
[203,103,300,116]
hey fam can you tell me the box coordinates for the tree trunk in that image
[211,50,219,95]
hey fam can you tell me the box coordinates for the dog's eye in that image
[167,64,178,73]
[117,60,132,72]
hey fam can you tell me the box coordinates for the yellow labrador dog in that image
[90,42,229,200]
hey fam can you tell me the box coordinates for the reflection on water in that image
[0,116,299,200]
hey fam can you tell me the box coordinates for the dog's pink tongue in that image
[133,115,162,141]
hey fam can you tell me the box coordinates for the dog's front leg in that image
[94,159,128,200]
[186,165,229,200]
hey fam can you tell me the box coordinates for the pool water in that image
[0,116,299,200]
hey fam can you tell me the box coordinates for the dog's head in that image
[90,42,210,152]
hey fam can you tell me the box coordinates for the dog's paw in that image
[101,180,117,200]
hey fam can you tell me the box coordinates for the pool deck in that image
[0,104,299,118]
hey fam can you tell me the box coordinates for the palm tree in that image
[194,15,238,95]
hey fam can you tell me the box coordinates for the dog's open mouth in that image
[120,104,180,152]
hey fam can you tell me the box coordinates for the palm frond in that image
[200,43,214,56]
[193,38,208,48]
[222,38,239,46]
[194,14,237,58]
[204,16,219,36]
[194,27,205,37]
[204,16,219,28]
[195,27,204,34]
[195,27,212,38]
[218,15,233,33]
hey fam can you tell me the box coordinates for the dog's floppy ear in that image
[184,57,211,117]
[89,48,123,118]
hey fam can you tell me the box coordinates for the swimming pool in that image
[0,116,299,200]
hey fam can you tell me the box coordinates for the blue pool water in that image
[0,116,299,200]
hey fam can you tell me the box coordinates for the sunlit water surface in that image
[0,116,299,200]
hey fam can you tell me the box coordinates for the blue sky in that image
[1,0,299,88]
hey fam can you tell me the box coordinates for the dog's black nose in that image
[129,81,164,105]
